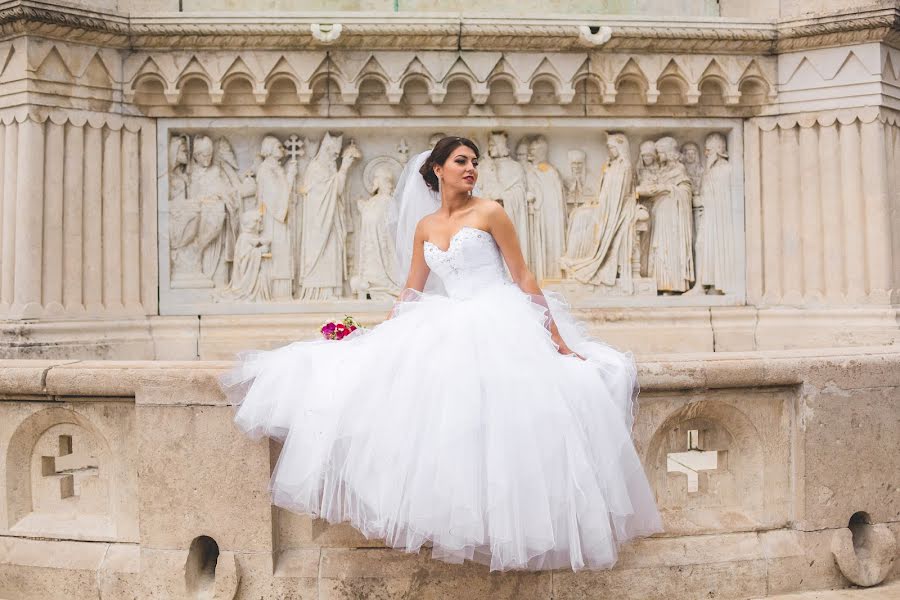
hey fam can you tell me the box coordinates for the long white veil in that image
[386,150,446,294]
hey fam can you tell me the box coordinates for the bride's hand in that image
[553,335,586,361]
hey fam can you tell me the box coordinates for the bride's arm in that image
[486,202,581,358]
[389,222,431,319]
[402,221,431,291]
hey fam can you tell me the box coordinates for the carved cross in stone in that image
[285,134,305,162]
[666,429,720,493]
[396,138,410,163]
[41,434,99,500]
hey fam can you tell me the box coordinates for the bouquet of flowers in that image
[321,315,361,341]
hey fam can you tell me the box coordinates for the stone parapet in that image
[0,349,897,598]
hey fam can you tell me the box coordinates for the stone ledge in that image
[0,346,896,401]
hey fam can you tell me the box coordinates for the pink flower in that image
[322,316,359,341]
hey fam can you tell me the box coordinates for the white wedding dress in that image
[223,225,663,572]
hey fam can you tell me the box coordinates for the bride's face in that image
[435,145,478,193]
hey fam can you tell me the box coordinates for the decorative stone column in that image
[0,109,158,321]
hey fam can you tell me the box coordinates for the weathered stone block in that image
[136,404,273,551]
[795,386,900,530]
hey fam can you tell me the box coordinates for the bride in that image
[222,136,663,572]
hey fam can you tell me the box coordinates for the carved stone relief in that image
[5,408,121,539]
[159,121,744,314]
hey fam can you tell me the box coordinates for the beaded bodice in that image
[423,227,509,298]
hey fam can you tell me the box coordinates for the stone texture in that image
[762,529,848,596]
[760,581,900,599]
[319,548,552,600]
[277,509,386,550]
[794,385,900,530]
[0,537,138,600]
[136,404,273,551]
[553,559,768,599]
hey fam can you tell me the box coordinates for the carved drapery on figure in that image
[639,137,695,293]
[690,133,735,295]
[188,135,237,288]
[526,136,568,281]
[480,132,530,264]
[635,140,660,280]
[353,157,403,300]
[253,135,298,301]
[163,127,741,309]
[682,141,704,290]
[219,209,272,302]
[168,136,210,289]
[561,133,636,290]
[298,133,361,300]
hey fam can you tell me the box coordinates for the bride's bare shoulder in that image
[472,197,505,222]
[415,213,439,237]
[471,197,502,214]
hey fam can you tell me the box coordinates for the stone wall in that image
[0,1,899,358]
[0,349,897,598]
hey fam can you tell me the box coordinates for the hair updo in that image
[419,136,480,191]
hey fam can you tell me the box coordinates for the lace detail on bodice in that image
[424,227,509,298]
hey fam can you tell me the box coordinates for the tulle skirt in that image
[221,282,663,571]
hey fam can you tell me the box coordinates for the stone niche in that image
[1,403,138,542]
[158,117,745,315]
[639,389,792,536]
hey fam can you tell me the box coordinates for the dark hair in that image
[419,136,480,191]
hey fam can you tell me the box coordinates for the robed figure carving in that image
[298,134,361,300]
[689,133,734,295]
[561,133,636,290]
[353,158,403,300]
[168,136,210,288]
[220,209,272,302]
[255,136,298,301]
[638,137,694,293]
[479,132,530,264]
[525,136,567,281]
[188,135,239,288]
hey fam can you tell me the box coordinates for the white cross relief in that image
[666,429,721,493]
[285,134,306,162]
[41,434,99,500]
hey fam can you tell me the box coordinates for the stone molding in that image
[1,0,900,55]
[775,3,900,53]
[121,48,774,109]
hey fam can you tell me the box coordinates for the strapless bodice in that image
[423,227,509,298]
